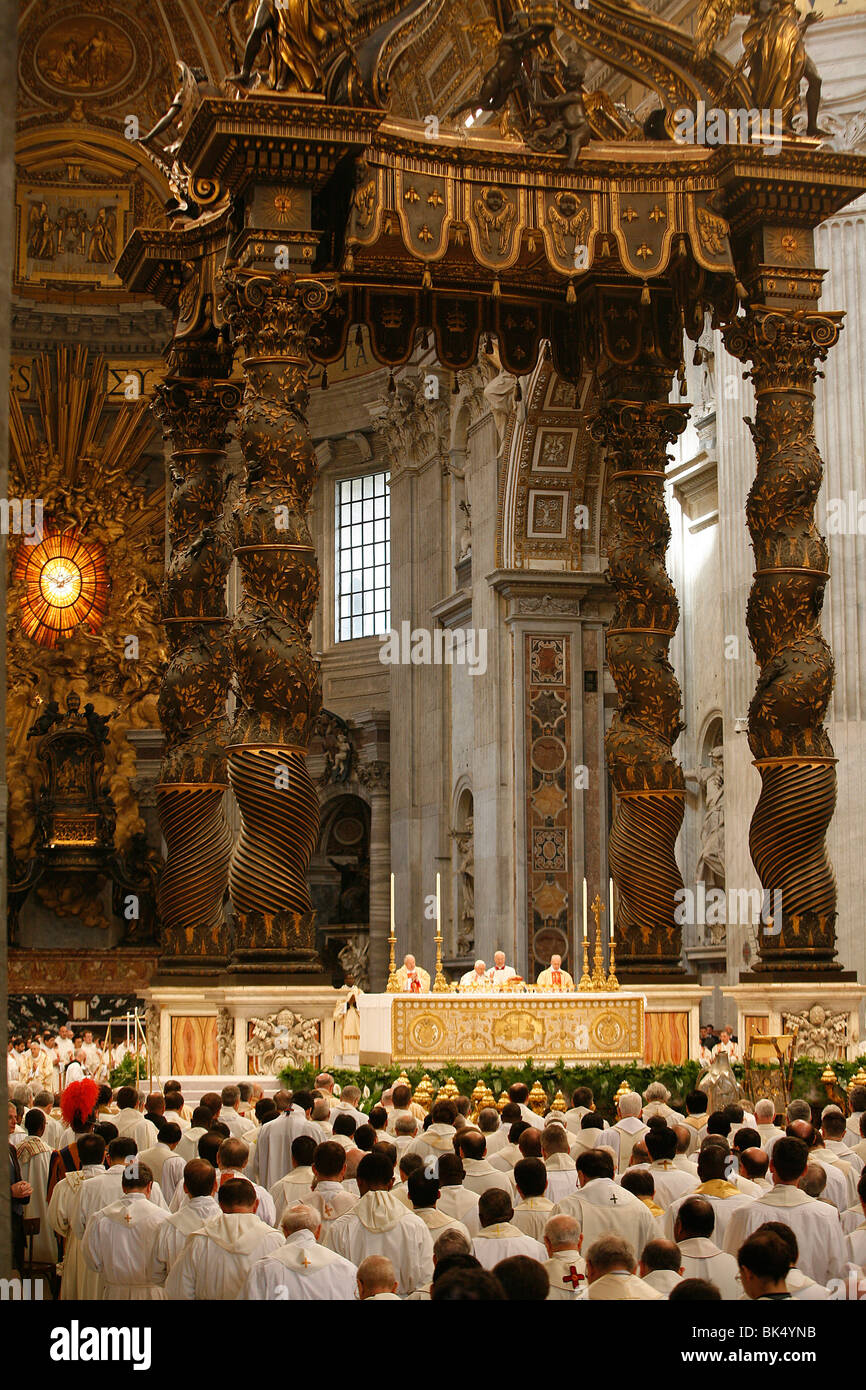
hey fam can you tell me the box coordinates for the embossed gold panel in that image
[391,994,644,1065]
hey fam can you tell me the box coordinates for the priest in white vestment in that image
[639,1240,684,1296]
[470,1189,546,1269]
[436,1154,481,1232]
[578,1235,663,1301]
[165,1177,284,1300]
[27,1096,63,1151]
[81,1164,170,1299]
[822,1109,864,1178]
[754,1099,786,1156]
[15,1113,57,1264]
[149,1160,220,1279]
[642,1083,681,1126]
[270,1134,318,1222]
[542,1214,586,1299]
[457,1131,515,1196]
[137,1123,184,1185]
[553,1149,657,1254]
[304,1140,359,1228]
[663,1146,754,1245]
[322,1150,433,1296]
[512,1157,556,1241]
[642,1125,700,1207]
[459,960,488,990]
[486,951,517,988]
[175,1106,216,1162]
[393,954,431,993]
[253,1090,326,1189]
[723,1137,846,1285]
[243,1204,359,1301]
[673,1196,743,1299]
[610,1092,649,1171]
[405,1101,458,1165]
[541,1125,578,1204]
[48,1133,108,1300]
[536,955,574,990]
[217,1085,256,1141]
[75,1138,167,1241]
[405,1170,471,1241]
[112,1087,159,1152]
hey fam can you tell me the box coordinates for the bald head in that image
[787,1120,815,1147]
[357,1255,398,1299]
[544,1214,581,1253]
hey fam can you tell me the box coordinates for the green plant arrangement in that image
[277,1056,866,1119]
[108,1053,148,1089]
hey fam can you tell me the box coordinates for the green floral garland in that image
[277,1055,866,1119]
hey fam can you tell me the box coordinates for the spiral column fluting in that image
[590,389,689,976]
[724,307,843,973]
[219,270,332,972]
[151,374,240,971]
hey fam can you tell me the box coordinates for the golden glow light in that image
[14,530,109,648]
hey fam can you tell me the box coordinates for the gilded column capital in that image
[218,268,335,359]
[152,377,242,454]
[723,307,843,395]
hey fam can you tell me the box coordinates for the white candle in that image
[390,872,395,935]
[436,872,441,932]
[582,877,587,940]
[609,877,615,943]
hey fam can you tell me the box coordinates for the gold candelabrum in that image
[432,924,449,993]
[590,893,607,990]
[577,932,593,991]
[606,936,619,992]
[385,927,400,993]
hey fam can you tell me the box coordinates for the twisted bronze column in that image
[219,270,332,972]
[724,307,842,972]
[151,376,240,971]
[590,388,689,976]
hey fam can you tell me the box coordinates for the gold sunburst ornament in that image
[14,530,109,648]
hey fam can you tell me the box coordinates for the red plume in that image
[60,1078,99,1129]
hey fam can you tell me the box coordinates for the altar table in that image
[358,990,646,1066]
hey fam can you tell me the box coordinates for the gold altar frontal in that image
[389,992,645,1066]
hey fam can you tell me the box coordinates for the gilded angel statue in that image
[225,0,358,94]
[696,0,823,134]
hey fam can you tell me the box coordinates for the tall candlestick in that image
[608,877,614,943]
[582,877,588,940]
[432,871,448,992]
[385,870,400,992]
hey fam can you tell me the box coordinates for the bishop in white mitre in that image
[165,1178,283,1300]
[81,1165,170,1299]
[243,1204,358,1301]
[150,1160,220,1280]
